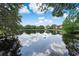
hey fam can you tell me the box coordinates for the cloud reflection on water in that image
[18,33,69,56]
[18,33,50,47]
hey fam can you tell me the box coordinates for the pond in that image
[18,32,69,56]
[0,31,79,56]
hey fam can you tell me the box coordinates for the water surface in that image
[18,33,69,56]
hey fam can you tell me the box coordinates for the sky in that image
[19,3,68,26]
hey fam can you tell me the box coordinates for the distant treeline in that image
[23,24,62,30]
[20,25,62,34]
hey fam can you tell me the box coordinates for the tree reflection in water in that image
[24,30,59,35]
[0,36,21,56]
[24,30,45,34]
[63,34,79,56]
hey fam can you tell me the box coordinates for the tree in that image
[0,3,22,36]
[48,24,56,29]
[38,3,79,17]
[36,25,45,29]
[62,17,74,33]
[62,8,79,34]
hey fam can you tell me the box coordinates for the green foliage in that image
[62,11,79,34]
[24,25,37,29]
[36,25,45,29]
[48,3,79,17]
[24,25,45,29]
[24,25,57,30]
[62,17,73,33]
[38,3,79,17]
[0,3,22,36]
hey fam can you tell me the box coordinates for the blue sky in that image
[19,3,68,26]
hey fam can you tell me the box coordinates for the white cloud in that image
[50,41,68,55]
[36,19,53,26]
[35,17,53,26]
[29,3,54,14]
[29,3,47,14]
[32,52,46,56]
[18,33,44,47]
[76,7,79,12]
[63,13,68,18]
[48,7,54,12]
[19,5,30,14]
[45,49,51,55]
[38,17,45,20]
[32,49,51,56]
